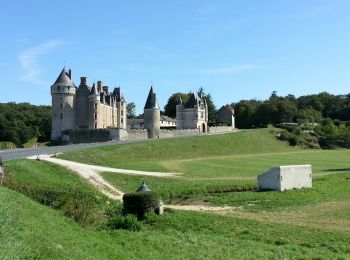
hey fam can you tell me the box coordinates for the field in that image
[1,128,350,259]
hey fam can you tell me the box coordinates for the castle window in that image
[121,110,124,116]
[68,86,70,91]
[60,113,63,119]
[201,112,204,118]
[121,118,124,123]
[60,103,63,109]
[57,86,60,90]
[95,103,98,109]
[95,112,97,119]
[94,123,97,129]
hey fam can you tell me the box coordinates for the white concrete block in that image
[257,165,312,191]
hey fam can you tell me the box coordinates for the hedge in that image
[123,192,160,219]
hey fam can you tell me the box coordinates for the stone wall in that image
[62,129,112,144]
[159,129,199,138]
[208,126,234,133]
[126,129,149,140]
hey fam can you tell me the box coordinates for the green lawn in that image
[1,160,350,259]
[58,128,294,172]
[2,129,350,259]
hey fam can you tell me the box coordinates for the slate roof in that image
[144,86,160,109]
[52,68,76,87]
[185,92,201,108]
[136,181,151,192]
[90,83,98,95]
[160,115,176,122]
[112,87,126,102]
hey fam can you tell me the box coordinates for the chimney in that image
[68,69,72,79]
[80,77,87,86]
[97,81,103,93]
[103,86,109,95]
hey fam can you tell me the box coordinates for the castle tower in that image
[112,87,127,129]
[88,83,100,129]
[51,68,76,141]
[176,96,184,129]
[75,76,90,129]
[144,86,160,138]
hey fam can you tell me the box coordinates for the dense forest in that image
[0,103,51,147]
[233,91,350,148]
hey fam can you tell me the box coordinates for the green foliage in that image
[164,92,190,118]
[123,192,160,219]
[0,141,16,149]
[107,214,142,231]
[0,102,51,146]
[164,88,217,122]
[126,102,136,119]
[233,91,350,129]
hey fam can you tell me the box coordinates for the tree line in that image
[0,103,51,146]
[233,91,350,147]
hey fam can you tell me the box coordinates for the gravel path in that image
[27,154,179,201]
[27,154,235,212]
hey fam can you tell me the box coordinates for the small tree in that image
[126,102,136,119]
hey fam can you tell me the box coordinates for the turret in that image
[88,83,100,129]
[144,86,160,138]
[50,68,76,141]
[176,96,184,129]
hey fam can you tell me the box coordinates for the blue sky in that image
[0,0,349,114]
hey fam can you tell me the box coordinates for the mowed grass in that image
[1,160,350,259]
[2,187,350,260]
[59,128,294,172]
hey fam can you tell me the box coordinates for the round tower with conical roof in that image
[144,86,160,138]
[50,68,76,141]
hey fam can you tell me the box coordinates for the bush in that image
[123,192,160,219]
[107,214,142,231]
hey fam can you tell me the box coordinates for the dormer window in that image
[57,86,60,91]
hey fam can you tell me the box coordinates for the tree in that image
[164,93,190,118]
[126,102,136,119]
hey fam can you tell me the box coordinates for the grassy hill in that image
[1,160,350,259]
[59,128,294,171]
[2,129,350,259]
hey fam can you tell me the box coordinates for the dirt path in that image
[27,154,179,201]
[165,205,237,212]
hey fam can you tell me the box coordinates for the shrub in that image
[107,214,142,231]
[123,192,160,219]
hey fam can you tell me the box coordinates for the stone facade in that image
[257,165,312,191]
[176,92,208,133]
[51,68,127,141]
[144,87,161,138]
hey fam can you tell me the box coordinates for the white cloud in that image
[18,40,65,84]
[197,64,260,75]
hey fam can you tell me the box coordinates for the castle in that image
[51,68,233,142]
[50,68,127,141]
[176,92,208,132]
